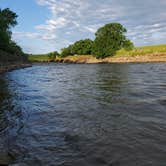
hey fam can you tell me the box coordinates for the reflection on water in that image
[0,63,166,166]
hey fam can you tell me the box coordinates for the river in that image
[0,63,166,166]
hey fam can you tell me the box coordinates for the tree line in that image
[60,23,134,58]
[0,8,27,64]
[31,23,134,60]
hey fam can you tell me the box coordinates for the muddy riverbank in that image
[0,63,32,74]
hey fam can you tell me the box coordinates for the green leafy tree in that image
[61,46,73,57]
[48,51,59,60]
[61,39,93,57]
[0,8,17,28]
[92,23,134,58]
[123,39,134,51]
[0,8,27,63]
[0,30,10,50]
[0,8,18,51]
[71,39,93,55]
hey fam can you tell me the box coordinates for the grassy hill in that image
[116,44,166,56]
[28,54,50,62]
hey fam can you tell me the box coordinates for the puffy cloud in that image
[13,32,41,39]
[14,0,166,53]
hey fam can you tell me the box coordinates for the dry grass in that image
[116,44,166,57]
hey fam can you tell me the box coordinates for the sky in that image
[0,0,166,54]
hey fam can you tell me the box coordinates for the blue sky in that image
[0,0,166,54]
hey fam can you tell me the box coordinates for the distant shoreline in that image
[28,44,166,64]
[29,53,166,64]
[55,53,166,64]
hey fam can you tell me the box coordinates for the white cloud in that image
[13,31,57,41]
[12,32,41,39]
[13,0,166,53]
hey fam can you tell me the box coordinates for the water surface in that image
[0,63,166,166]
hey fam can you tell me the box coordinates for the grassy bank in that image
[116,44,166,56]
[28,44,166,63]
[28,54,50,62]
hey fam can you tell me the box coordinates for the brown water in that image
[0,63,166,166]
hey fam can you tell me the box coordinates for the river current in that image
[0,63,166,166]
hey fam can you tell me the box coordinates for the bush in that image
[48,51,59,60]
[61,39,93,57]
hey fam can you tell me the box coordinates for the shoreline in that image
[54,53,166,64]
[0,63,32,74]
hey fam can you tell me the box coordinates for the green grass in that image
[28,54,50,62]
[116,44,166,56]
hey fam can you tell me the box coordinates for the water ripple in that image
[0,63,166,165]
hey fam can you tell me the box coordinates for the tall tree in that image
[0,8,18,51]
[0,8,27,63]
[0,8,17,29]
[92,23,133,58]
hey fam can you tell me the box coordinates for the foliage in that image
[92,23,134,58]
[61,46,72,57]
[48,51,59,61]
[60,23,133,58]
[71,39,93,55]
[123,40,134,51]
[0,8,27,63]
[61,39,93,57]
[0,8,17,51]
[0,8,17,28]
